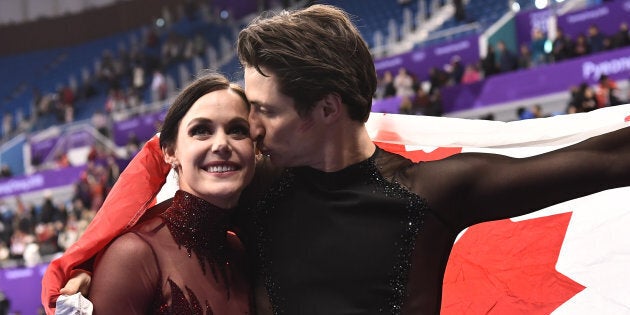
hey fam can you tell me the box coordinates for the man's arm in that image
[415,126,630,231]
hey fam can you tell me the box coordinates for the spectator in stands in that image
[0,165,12,178]
[613,22,630,48]
[72,198,94,224]
[85,162,106,212]
[427,88,444,116]
[59,85,75,109]
[530,28,547,66]
[551,27,572,62]
[162,31,184,66]
[0,290,10,315]
[378,70,397,99]
[9,228,35,260]
[596,74,623,108]
[412,87,431,115]
[518,43,533,69]
[517,106,535,120]
[496,40,517,73]
[530,104,547,118]
[461,62,481,84]
[54,152,70,169]
[77,72,98,101]
[481,44,498,78]
[0,203,11,245]
[57,211,81,252]
[573,33,590,57]
[398,95,413,114]
[125,87,142,113]
[449,55,464,84]
[393,67,415,98]
[104,87,127,113]
[150,68,167,102]
[428,66,449,95]
[91,109,110,138]
[2,112,12,140]
[36,194,63,255]
[38,193,61,225]
[566,85,579,113]
[104,156,120,196]
[586,24,605,53]
[73,172,93,212]
[602,36,614,52]
[574,83,598,113]
[131,62,145,94]
[125,132,141,157]
[97,50,118,89]
[0,241,9,262]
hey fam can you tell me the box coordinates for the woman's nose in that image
[211,133,231,154]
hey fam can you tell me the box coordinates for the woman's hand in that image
[59,269,92,297]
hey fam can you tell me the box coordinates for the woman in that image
[48,73,255,314]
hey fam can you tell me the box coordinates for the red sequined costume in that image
[89,190,252,314]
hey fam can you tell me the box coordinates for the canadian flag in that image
[44,105,630,315]
[365,105,630,314]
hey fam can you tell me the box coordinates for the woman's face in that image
[165,89,255,208]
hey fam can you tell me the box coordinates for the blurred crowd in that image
[0,150,121,268]
[374,21,630,117]
[0,0,231,144]
[0,1,231,269]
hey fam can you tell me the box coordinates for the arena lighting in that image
[155,18,165,28]
[220,10,229,20]
[511,2,521,12]
[544,39,553,53]
[534,0,549,9]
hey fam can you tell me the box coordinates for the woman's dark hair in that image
[159,72,249,150]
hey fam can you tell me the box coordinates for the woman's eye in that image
[190,125,212,137]
[229,125,250,138]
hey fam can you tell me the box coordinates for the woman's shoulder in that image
[103,231,155,261]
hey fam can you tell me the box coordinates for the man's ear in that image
[319,92,343,122]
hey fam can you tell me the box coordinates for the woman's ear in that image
[162,146,178,168]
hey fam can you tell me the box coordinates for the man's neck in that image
[311,124,376,172]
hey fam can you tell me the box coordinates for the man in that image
[44,4,630,315]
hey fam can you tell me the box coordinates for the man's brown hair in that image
[237,4,376,122]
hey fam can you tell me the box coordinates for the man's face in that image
[244,66,321,168]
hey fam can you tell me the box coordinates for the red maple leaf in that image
[441,213,585,314]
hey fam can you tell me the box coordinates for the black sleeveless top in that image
[236,147,457,314]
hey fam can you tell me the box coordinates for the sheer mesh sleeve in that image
[89,233,160,314]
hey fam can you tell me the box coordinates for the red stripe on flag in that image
[375,142,463,162]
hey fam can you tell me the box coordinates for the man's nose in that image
[249,111,265,140]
